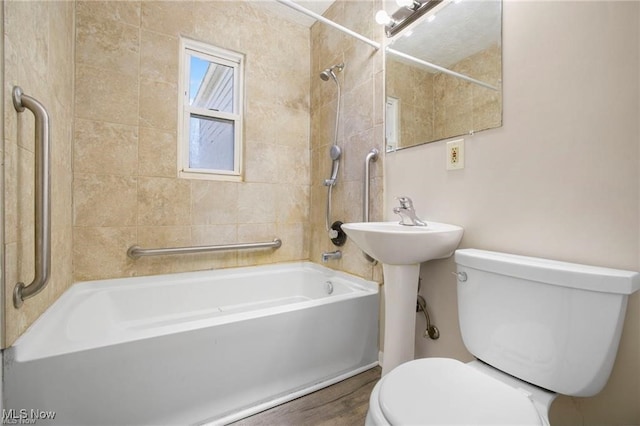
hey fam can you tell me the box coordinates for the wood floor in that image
[231,367,382,426]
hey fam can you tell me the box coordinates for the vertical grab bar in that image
[362,148,379,264]
[12,86,51,308]
[363,148,379,222]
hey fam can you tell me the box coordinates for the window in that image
[178,38,244,180]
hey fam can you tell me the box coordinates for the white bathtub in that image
[3,262,379,425]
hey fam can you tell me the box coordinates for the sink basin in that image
[341,221,464,265]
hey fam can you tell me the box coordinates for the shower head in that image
[319,63,345,82]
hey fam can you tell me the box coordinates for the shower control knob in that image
[328,229,338,239]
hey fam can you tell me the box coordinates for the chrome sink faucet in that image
[393,197,427,226]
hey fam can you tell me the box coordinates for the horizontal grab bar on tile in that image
[127,239,282,259]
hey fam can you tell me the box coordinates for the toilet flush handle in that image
[451,271,467,282]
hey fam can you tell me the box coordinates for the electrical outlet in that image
[446,138,464,170]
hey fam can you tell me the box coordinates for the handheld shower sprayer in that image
[320,63,344,188]
[320,63,346,242]
[324,145,342,187]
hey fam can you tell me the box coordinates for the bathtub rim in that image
[9,261,379,362]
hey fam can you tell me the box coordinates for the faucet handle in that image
[396,196,413,209]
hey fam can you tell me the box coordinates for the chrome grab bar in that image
[12,86,52,309]
[362,148,379,264]
[363,148,379,222]
[127,238,282,259]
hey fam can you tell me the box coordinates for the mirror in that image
[384,0,502,150]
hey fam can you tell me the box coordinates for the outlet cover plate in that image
[446,138,464,170]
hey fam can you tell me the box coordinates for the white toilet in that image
[367,249,640,425]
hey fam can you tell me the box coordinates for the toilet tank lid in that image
[455,249,640,295]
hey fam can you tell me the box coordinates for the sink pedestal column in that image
[381,263,420,376]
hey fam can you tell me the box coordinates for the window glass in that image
[189,56,234,113]
[178,38,244,180]
[189,115,234,171]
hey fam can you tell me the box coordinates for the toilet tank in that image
[454,249,639,397]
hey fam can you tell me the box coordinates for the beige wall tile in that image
[237,183,277,224]
[190,180,238,225]
[73,227,137,281]
[74,174,138,227]
[244,143,280,184]
[49,1,76,106]
[74,119,138,176]
[192,1,248,52]
[277,145,310,184]
[76,1,141,27]
[343,79,374,139]
[245,102,310,149]
[139,79,177,131]
[276,184,310,225]
[75,64,138,125]
[274,223,308,263]
[138,127,176,178]
[141,1,194,37]
[140,30,178,85]
[137,177,191,226]
[76,9,140,76]
[4,141,18,244]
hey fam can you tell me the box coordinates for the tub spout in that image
[322,250,342,262]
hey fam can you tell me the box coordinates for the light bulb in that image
[375,10,393,25]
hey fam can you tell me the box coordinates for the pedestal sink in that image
[341,221,463,375]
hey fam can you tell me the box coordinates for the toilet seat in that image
[375,358,546,425]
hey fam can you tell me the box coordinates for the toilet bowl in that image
[366,249,639,425]
[366,358,556,426]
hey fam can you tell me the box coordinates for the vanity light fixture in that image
[375,10,395,26]
[376,0,443,37]
[396,0,421,10]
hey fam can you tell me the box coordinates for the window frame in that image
[177,37,244,181]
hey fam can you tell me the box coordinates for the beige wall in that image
[309,0,384,282]
[3,1,75,347]
[386,2,639,424]
[72,1,310,281]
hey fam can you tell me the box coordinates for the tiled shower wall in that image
[3,0,385,346]
[309,0,384,282]
[72,1,311,281]
[3,1,75,346]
